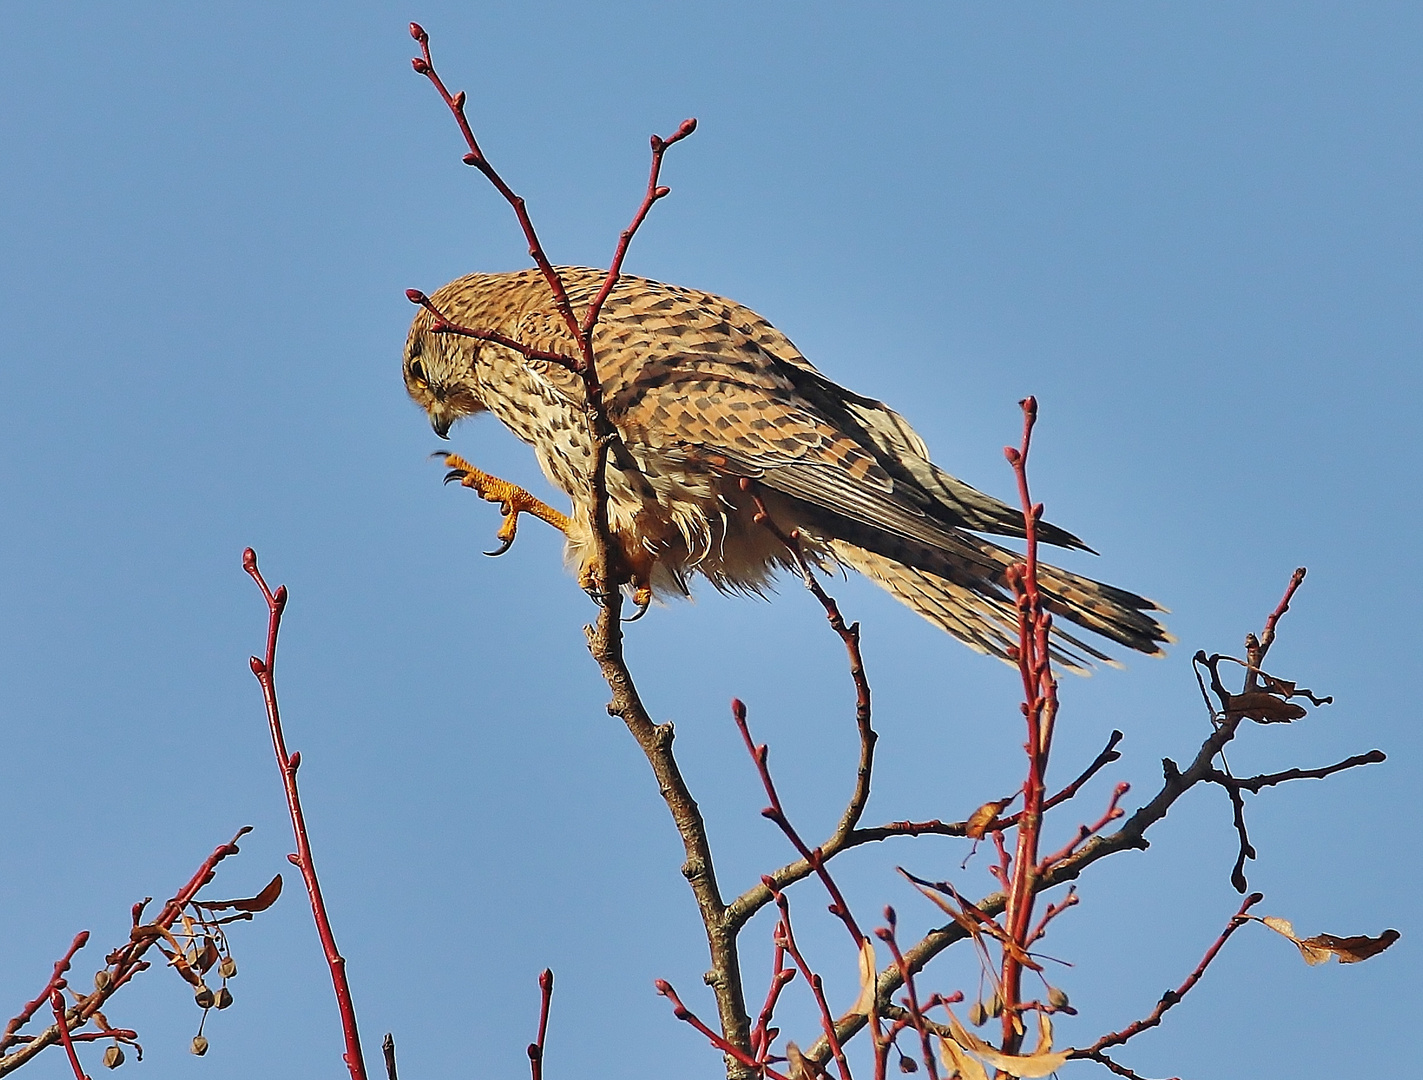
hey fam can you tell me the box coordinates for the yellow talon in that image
[439,453,571,556]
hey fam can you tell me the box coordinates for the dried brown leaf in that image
[200,874,283,913]
[940,1035,990,1080]
[966,798,1013,840]
[944,1013,1069,1078]
[1226,692,1307,723]
[1255,916,1399,965]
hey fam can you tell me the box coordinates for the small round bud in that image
[94,970,111,992]
[191,1035,209,1057]
[409,23,427,42]
[411,58,431,75]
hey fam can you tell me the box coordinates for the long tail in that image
[830,540,1172,674]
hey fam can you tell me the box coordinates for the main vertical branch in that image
[243,549,368,1080]
[405,27,754,1073]
[1000,396,1057,1054]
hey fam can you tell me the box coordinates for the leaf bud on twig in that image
[410,58,430,75]
[408,23,427,43]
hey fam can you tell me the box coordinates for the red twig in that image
[875,911,939,1080]
[584,118,698,335]
[1075,892,1264,1057]
[767,887,852,1080]
[656,980,792,1080]
[244,548,367,1080]
[49,994,88,1080]
[997,730,1124,829]
[408,23,586,364]
[734,700,865,947]
[403,290,580,368]
[1038,782,1130,871]
[527,969,553,1080]
[999,396,1057,1052]
[0,830,249,1076]
[751,945,795,1063]
[0,932,88,1054]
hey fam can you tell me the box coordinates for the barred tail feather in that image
[829,540,1171,674]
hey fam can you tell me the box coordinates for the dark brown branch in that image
[1210,750,1386,793]
[381,1034,397,1080]
[1073,892,1263,1057]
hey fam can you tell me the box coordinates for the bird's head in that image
[403,308,488,440]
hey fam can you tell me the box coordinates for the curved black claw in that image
[624,592,652,623]
[484,533,515,558]
[444,468,469,485]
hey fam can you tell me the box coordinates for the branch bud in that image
[452,90,466,111]
[411,57,431,75]
[405,289,428,305]
[653,185,671,199]
[242,547,257,572]
[249,656,265,676]
[677,117,698,137]
[539,968,554,991]
[462,152,483,166]
[408,23,428,43]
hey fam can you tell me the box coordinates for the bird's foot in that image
[439,453,571,556]
[575,538,655,620]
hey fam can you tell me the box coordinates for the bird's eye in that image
[409,359,427,385]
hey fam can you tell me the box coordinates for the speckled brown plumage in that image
[404,267,1171,670]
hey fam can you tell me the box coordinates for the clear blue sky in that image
[1,4,1416,1077]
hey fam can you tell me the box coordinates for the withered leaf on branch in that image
[1255,916,1400,965]
[1225,691,1308,723]
[966,798,1015,839]
[851,937,878,1016]
[195,874,283,913]
[943,1012,1069,1078]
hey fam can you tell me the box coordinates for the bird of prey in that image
[403,267,1169,670]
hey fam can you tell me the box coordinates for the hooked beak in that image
[430,413,452,439]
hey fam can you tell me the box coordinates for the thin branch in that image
[403,290,580,369]
[583,119,698,335]
[0,830,250,1077]
[656,981,791,1080]
[1074,892,1263,1057]
[381,1034,397,1080]
[1211,750,1386,793]
[769,890,853,1080]
[48,995,88,1080]
[734,700,865,947]
[244,549,367,1080]
[1,933,89,1054]
[527,969,553,1080]
[998,730,1124,829]
[408,24,586,362]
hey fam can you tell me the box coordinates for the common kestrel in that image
[404,267,1169,669]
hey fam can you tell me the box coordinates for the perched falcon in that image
[404,267,1169,670]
